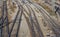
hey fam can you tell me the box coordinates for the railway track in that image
[0,0,60,37]
[22,0,60,37]
[0,1,9,37]
[27,1,60,37]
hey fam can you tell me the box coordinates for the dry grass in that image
[7,2,18,22]
[8,3,17,12]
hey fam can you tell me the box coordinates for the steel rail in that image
[0,1,6,37]
[15,1,23,37]
[5,1,9,36]
[23,12,36,37]
[26,3,44,37]
[25,3,36,37]
[8,2,21,37]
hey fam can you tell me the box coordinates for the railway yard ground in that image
[0,0,60,37]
